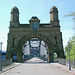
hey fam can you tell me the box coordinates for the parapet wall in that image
[58,58,75,68]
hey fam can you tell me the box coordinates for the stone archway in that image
[16,32,54,62]
[6,6,65,63]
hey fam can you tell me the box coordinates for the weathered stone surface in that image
[6,6,65,62]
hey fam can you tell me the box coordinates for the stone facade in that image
[6,6,65,62]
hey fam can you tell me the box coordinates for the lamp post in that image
[67,41,71,70]
[0,42,3,71]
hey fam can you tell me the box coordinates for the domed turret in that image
[50,6,58,13]
[11,6,19,13]
[10,6,19,26]
[50,6,59,22]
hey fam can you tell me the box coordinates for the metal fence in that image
[0,59,12,71]
[58,58,75,68]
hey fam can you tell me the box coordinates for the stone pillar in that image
[48,51,54,62]
[17,52,22,62]
[29,40,31,57]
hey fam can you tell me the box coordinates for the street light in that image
[67,41,71,70]
[0,42,3,71]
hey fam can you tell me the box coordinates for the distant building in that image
[0,50,6,60]
[0,51,16,61]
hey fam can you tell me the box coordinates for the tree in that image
[65,34,75,60]
[64,12,75,30]
[64,12,75,60]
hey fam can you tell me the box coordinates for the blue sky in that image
[0,0,75,51]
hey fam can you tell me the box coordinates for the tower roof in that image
[50,6,58,13]
[29,16,40,23]
[11,6,19,13]
[31,16,39,20]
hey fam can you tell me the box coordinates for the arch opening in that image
[22,38,48,63]
[16,32,54,62]
[54,52,59,62]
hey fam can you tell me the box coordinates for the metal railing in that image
[0,59,12,71]
[58,58,75,68]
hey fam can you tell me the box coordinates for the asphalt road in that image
[1,57,73,75]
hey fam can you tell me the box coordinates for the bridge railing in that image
[0,58,12,70]
[58,58,75,68]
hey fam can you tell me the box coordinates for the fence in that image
[0,59,12,70]
[58,58,75,68]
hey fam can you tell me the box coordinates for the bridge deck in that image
[0,58,75,75]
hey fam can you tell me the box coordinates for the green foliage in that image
[65,46,69,59]
[64,12,75,17]
[54,53,58,59]
[65,34,75,60]
[54,53,58,62]
[64,12,75,30]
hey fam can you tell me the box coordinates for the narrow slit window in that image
[54,37,57,44]
[13,38,15,46]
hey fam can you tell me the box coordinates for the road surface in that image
[1,57,73,75]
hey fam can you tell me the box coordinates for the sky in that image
[0,0,75,51]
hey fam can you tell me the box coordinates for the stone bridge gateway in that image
[6,6,65,62]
